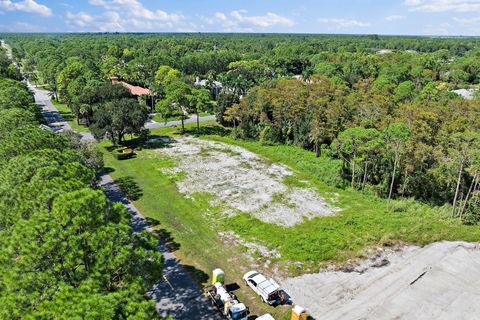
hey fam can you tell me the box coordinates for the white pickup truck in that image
[243,271,281,305]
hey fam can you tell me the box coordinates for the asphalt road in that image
[146,115,216,129]
[29,84,221,320]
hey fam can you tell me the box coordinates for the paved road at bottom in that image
[29,84,220,320]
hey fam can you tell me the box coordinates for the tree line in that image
[0,48,163,319]
[3,33,480,223]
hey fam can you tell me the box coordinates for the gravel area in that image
[156,137,338,227]
[280,241,480,320]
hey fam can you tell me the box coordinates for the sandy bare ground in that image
[280,241,480,320]
[155,137,338,227]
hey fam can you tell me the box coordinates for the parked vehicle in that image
[256,314,275,320]
[208,282,248,320]
[243,271,281,305]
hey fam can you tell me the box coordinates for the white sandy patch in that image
[280,241,480,320]
[157,137,338,227]
[219,231,281,260]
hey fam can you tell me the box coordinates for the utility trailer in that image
[208,282,248,320]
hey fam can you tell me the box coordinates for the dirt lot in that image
[156,136,338,227]
[153,137,480,320]
[280,241,480,320]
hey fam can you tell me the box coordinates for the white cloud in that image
[89,0,183,23]
[454,16,480,24]
[0,0,51,16]
[405,0,480,12]
[423,22,453,34]
[318,18,371,28]
[0,21,47,32]
[74,0,187,31]
[385,15,406,21]
[206,10,294,31]
[230,10,295,28]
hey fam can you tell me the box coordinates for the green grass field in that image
[152,112,211,123]
[204,134,480,270]
[101,121,293,319]
[100,121,480,319]
[51,100,91,133]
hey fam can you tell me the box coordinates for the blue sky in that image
[1,0,480,35]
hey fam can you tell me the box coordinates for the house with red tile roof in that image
[111,76,155,110]
[110,76,153,96]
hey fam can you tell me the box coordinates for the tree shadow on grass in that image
[145,217,182,252]
[156,228,181,252]
[116,176,143,201]
[103,166,115,174]
[121,134,178,150]
[182,264,210,286]
[184,124,230,137]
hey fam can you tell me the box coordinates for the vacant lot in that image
[156,136,338,227]
[102,123,480,319]
[281,241,480,320]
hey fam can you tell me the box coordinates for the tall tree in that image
[448,131,480,217]
[189,88,211,131]
[157,81,192,133]
[384,123,411,201]
[333,127,382,189]
[90,98,149,145]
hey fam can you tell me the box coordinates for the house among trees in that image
[376,49,394,55]
[111,76,155,110]
[452,88,475,100]
[194,77,222,98]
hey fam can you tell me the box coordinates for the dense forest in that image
[3,33,479,223]
[0,46,163,318]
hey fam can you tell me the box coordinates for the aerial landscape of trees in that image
[3,33,478,224]
[0,30,479,319]
[0,46,162,318]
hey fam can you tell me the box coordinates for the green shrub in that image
[115,147,135,160]
[462,193,480,225]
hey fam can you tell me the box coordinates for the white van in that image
[243,271,280,305]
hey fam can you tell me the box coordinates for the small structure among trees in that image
[111,76,155,110]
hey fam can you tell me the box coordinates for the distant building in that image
[451,88,475,100]
[195,77,222,98]
[111,76,152,96]
[111,76,155,110]
[376,49,394,55]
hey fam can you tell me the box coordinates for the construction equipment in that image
[208,282,248,320]
[291,305,308,320]
[243,271,281,305]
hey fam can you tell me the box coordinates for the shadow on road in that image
[100,174,221,320]
[115,176,143,201]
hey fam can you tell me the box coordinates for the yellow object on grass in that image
[212,268,225,285]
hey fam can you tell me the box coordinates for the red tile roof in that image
[120,81,152,96]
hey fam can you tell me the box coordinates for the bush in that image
[462,193,480,225]
[115,147,135,160]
